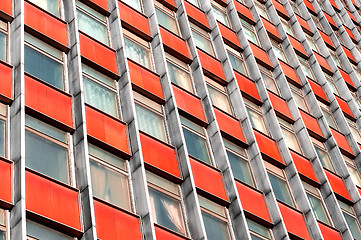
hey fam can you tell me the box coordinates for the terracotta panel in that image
[79,33,118,78]
[330,128,354,157]
[118,1,151,39]
[249,42,273,69]
[304,0,316,15]
[319,30,335,50]
[160,27,191,63]
[325,169,352,202]
[128,60,164,102]
[214,108,247,145]
[88,0,109,12]
[254,130,284,166]
[324,11,337,30]
[184,1,209,29]
[155,226,189,240]
[235,181,271,223]
[0,0,12,20]
[0,159,11,205]
[0,62,12,103]
[24,2,68,49]
[268,91,293,122]
[26,171,81,231]
[140,133,180,178]
[25,75,73,129]
[341,45,356,64]
[94,200,142,240]
[318,222,342,240]
[158,0,176,9]
[190,158,228,203]
[299,109,324,140]
[314,51,332,75]
[235,71,261,103]
[261,17,281,42]
[234,0,254,23]
[85,106,130,156]
[172,85,207,123]
[288,34,307,58]
[335,95,354,120]
[217,22,241,50]
[279,60,301,87]
[296,14,312,35]
[272,0,288,19]
[339,67,356,91]
[308,78,328,103]
[197,49,226,83]
[278,202,311,240]
[290,150,319,184]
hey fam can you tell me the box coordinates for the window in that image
[27,220,73,240]
[351,91,361,110]
[82,65,119,118]
[147,171,187,235]
[290,0,300,15]
[255,1,269,20]
[25,116,70,184]
[212,1,231,27]
[316,0,326,11]
[303,182,332,225]
[278,117,302,153]
[281,18,294,37]
[247,218,273,240]
[325,73,339,95]
[0,104,7,158]
[124,30,153,70]
[311,137,335,172]
[0,21,7,62]
[244,99,268,135]
[298,55,314,79]
[347,118,361,144]
[181,116,212,165]
[123,0,143,12]
[89,144,132,211]
[353,65,361,82]
[205,76,233,115]
[155,1,180,35]
[338,200,361,240]
[312,14,323,31]
[318,101,338,130]
[24,34,65,90]
[28,0,62,17]
[224,139,255,186]
[259,65,279,95]
[76,1,109,45]
[166,54,194,93]
[289,84,309,112]
[190,23,215,57]
[265,161,295,207]
[134,92,168,142]
[329,49,342,68]
[344,155,361,187]
[0,210,7,240]
[272,40,288,63]
[199,196,232,240]
[306,33,318,52]
[334,31,345,45]
[240,18,260,45]
[226,45,247,75]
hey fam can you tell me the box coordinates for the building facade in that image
[1,0,361,238]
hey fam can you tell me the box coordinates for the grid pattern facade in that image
[1,0,361,238]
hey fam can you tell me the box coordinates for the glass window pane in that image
[246,107,268,134]
[227,150,254,186]
[347,164,361,186]
[306,192,330,225]
[24,45,64,90]
[322,109,338,129]
[247,219,272,239]
[124,36,152,69]
[207,85,232,115]
[0,119,5,158]
[313,145,334,171]
[272,44,287,62]
[26,116,67,143]
[202,211,231,240]
[88,144,126,170]
[183,127,211,164]
[90,159,131,210]
[28,0,60,17]
[268,172,294,207]
[0,231,5,240]
[259,67,278,94]
[280,127,302,153]
[241,20,259,45]
[77,9,109,45]
[343,212,361,240]
[27,221,73,240]
[212,5,230,27]
[227,51,247,75]
[0,32,6,62]
[155,8,179,34]
[123,0,142,12]
[191,28,215,56]
[167,60,193,93]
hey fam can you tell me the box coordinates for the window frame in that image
[190,23,216,57]
[28,0,63,18]
[0,209,8,240]
[244,99,269,135]
[247,218,273,240]
[347,118,361,144]
[305,33,318,52]
[280,18,294,37]
[329,49,342,68]
[297,55,314,80]
[338,200,361,239]
[211,1,231,28]
[271,40,288,63]
[226,45,248,75]
[0,20,8,63]
[318,101,338,130]
[289,83,310,113]
[311,136,335,172]
[166,54,195,94]
[278,117,302,153]
[259,64,279,95]
[255,1,269,20]
[240,18,260,45]
[205,76,233,115]
[155,1,181,36]
[344,155,361,187]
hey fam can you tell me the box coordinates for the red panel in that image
[299,109,324,140]
[254,130,284,166]
[235,71,261,103]
[325,169,352,202]
[217,23,241,50]
[324,11,337,30]
[190,158,228,203]
[79,33,118,78]
[296,14,312,35]
[339,67,356,91]
[25,75,73,129]
[118,1,151,39]
[278,202,311,240]
[159,0,176,9]
[335,95,354,120]
[319,30,334,50]
[25,2,68,49]
[288,34,307,58]
[279,60,301,87]
[318,222,342,240]
[330,128,354,157]
[341,45,356,64]
[268,91,293,122]
[272,0,288,19]
[0,0,12,19]
[235,181,271,223]
[184,1,209,29]
[85,106,130,155]
[249,42,273,69]
[197,49,226,83]
[26,171,81,231]
[155,226,189,240]
[344,26,357,43]
[128,60,164,101]
[214,108,247,145]
[234,0,254,23]
[290,151,319,184]
[172,85,207,123]
[0,62,12,102]
[346,9,358,25]
[94,200,142,240]
[88,0,109,11]
[261,17,281,42]
[139,133,181,178]
[308,78,328,103]
[314,51,332,74]
[328,0,340,11]
[160,27,191,62]
[304,0,316,15]
[0,159,11,204]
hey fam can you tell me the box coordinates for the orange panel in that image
[85,106,130,156]
[217,23,241,50]
[160,27,191,62]
[299,109,324,140]
[25,75,73,129]
[140,133,180,178]
[324,11,337,30]
[304,0,316,15]
[308,78,328,103]
[344,26,357,43]
[79,33,118,78]
[172,85,207,124]
[234,0,254,23]
[155,226,189,240]
[288,34,307,58]
[319,30,334,50]
[128,60,164,101]
[88,0,109,12]
[318,222,342,240]
[279,60,302,87]
[0,0,12,20]
[184,1,209,29]
[290,150,319,184]
[235,181,271,223]
[254,130,284,166]
[341,45,356,64]
[94,200,142,240]
[261,17,281,42]
[330,128,354,157]
[346,9,358,25]
[278,202,311,240]
[296,14,312,35]
[214,108,247,145]
[0,159,11,205]
[272,0,288,19]
[159,0,176,9]
[0,61,12,102]
[26,171,81,231]
[235,71,261,103]
[190,158,228,203]
[328,0,340,11]
[314,51,332,74]
[249,42,273,69]
[325,169,352,202]
[339,67,356,91]
[335,95,354,120]
[197,49,226,83]
[268,91,293,121]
